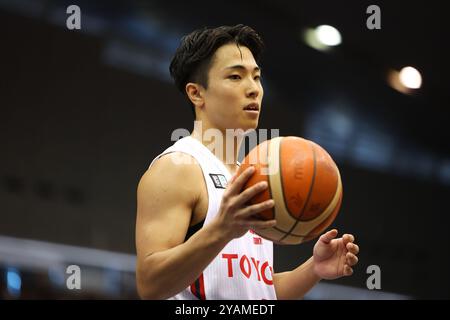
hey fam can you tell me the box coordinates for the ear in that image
[185,82,205,109]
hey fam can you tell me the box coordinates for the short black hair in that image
[169,24,264,118]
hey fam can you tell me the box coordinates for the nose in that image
[246,79,261,99]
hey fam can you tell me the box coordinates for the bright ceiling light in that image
[315,25,342,46]
[399,66,422,89]
[387,66,423,94]
[302,25,342,52]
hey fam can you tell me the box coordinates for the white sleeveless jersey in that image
[149,136,277,300]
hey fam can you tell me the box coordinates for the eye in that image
[254,75,262,81]
[228,75,241,80]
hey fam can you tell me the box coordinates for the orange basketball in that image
[237,136,343,245]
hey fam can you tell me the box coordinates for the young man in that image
[135,25,359,300]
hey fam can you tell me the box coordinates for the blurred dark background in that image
[0,0,448,299]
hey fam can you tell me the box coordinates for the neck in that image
[190,120,245,174]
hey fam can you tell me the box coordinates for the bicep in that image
[135,154,199,260]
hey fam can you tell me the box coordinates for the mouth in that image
[243,103,260,112]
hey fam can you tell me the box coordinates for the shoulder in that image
[138,152,203,205]
[143,151,202,182]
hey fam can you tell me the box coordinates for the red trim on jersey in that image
[190,281,197,298]
[198,273,206,300]
[190,273,206,300]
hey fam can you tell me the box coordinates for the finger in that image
[343,265,353,276]
[227,166,255,195]
[319,229,338,244]
[346,252,359,266]
[229,173,238,184]
[343,234,355,245]
[235,199,275,219]
[233,181,268,208]
[346,243,359,255]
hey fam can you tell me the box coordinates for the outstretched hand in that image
[312,229,359,280]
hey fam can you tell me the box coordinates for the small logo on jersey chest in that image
[250,229,262,245]
[209,173,228,189]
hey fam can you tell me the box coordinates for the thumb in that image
[319,229,338,244]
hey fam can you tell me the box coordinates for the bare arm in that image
[135,154,276,299]
[273,257,321,300]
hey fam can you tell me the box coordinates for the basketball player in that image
[135,25,359,299]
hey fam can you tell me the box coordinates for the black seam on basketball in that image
[285,158,342,238]
[296,152,339,222]
[283,139,315,220]
[301,163,339,222]
[273,226,307,237]
[276,190,342,237]
[298,142,317,221]
[279,142,317,242]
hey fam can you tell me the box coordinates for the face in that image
[197,43,264,132]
